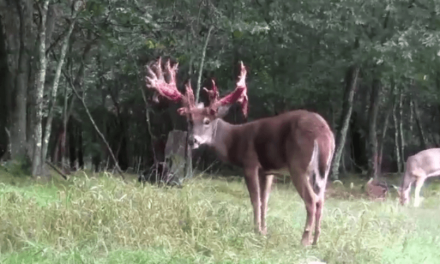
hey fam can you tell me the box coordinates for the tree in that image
[31,0,50,176]
[1,0,439,180]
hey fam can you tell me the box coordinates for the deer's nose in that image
[188,135,195,146]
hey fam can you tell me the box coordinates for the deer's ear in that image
[216,105,231,118]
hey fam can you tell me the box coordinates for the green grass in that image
[0,170,439,264]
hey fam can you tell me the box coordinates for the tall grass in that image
[0,171,439,263]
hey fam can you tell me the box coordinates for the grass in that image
[0,168,439,264]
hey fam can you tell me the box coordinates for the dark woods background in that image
[0,0,439,180]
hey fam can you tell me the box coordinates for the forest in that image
[0,0,439,179]
[0,0,440,263]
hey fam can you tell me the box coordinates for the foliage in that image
[2,0,440,176]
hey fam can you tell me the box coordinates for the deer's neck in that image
[209,118,239,163]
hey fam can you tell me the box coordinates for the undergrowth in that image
[0,171,439,263]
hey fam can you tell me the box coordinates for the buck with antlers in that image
[393,148,440,207]
[145,57,335,246]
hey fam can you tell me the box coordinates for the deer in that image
[144,57,335,246]
[393,148,440,207]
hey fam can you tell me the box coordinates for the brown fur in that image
[178,107,335,246]
[365,178,388,201]
[145,58,335,246]
[202,110,335,246]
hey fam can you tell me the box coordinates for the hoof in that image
[301,237,312,247]
[301,230,312,246]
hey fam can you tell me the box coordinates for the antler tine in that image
[184,81,195,108]
[237,61,247,88]
[177,81,196,116]
[155,57,163,80]
[214,61,248,117]
[145,57,162,85]
[237,61,248,117]
[203,79,220,105]
[211,79,218,94]
[166,59,179,85]
[145,66,156,87]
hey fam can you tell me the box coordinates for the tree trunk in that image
[77,122,84,169]
[31,0,49,177]
[45,4,58,48]
[0,17,9,159]
[409,100,414,133]
[61,85,69,171]
[68,119,77,170]
[42,8,79,163]
[330,65,360,180]
[377,86,394,176]
[393,88,401,173]
[59,31,93,170]
[398,87,405,169]
[367,78,382,179]
[26,0,42,161]
[52,128,61,164]
[9,0,33,160]
[412,99,427,149]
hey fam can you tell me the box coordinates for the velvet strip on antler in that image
[146,57,249,118]
[145,57,183,102]
[146,57,197,117]
[204,61,249,117]
[177,82,196,115]
[203,80,220,103]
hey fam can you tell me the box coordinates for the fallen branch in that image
[45,161,68,180]
[67,79,126,181]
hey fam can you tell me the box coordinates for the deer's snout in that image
[189,135,202,149]
[188,135,195,146]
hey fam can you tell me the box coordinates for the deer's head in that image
[392,184,411,205]
[145,57,248,149]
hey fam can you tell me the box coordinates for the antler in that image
[146,58,248,117]
[145,57,182,102]
[145,57,196,115]
[204,61,249,117]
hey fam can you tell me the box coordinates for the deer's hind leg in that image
[312,194,325,245]
[288,162,317,246]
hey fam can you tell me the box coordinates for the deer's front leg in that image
[413,177,426,207]
[244,167,261,233]
[259,174,274,235]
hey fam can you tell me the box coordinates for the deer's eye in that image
[203,118,210,125]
